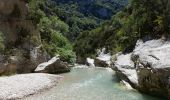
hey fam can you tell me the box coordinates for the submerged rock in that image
[112,39,170,98]
[35,56,70,74]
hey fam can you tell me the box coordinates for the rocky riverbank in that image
[0,73,62,100]
[112,39,170,99]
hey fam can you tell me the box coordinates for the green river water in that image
[25,67,164,100]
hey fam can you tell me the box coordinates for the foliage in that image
[28,0,76,63]
[43,31,76,63]
[74,0,170,58]
[51,0,128,41]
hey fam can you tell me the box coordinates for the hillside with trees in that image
[50,0,128,40]
[74,0,170,60]
[28,0,76,63]
[0,0,169,99]
[27,0,128,63]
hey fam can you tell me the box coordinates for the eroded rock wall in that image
[112,39,170,99]
[0,0,46,75]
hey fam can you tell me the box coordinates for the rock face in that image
[112,39,170,98]
[113,53,138,88]
[0,0,46,75]
[94,58,109,67]
[35,56,70,74]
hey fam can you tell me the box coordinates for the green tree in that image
[28,0,76,63]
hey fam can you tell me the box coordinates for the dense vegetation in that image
[27,0,127,63]
[28,0,76,63]
[74,0,170,59]
[51,0,128,40]
[27,0,170,63]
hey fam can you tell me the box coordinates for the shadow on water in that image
[112,74,121,83]
[140,94,165,100]
[111,74,166,100]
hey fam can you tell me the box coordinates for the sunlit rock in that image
[0,73,61,100]
[0,0,47,75]
[95,48,111,67]
[35,56,70,74]
[112,39,170,98]
[86,58,95,67]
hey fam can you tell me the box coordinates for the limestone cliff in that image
[112,39,170,99]
[0,0,46,75]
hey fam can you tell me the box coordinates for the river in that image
[24,67,163,100]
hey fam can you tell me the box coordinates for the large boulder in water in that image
[35,56,70,74]
[94,48,111,67]
[112,39,170,98]
[86,58,95,67]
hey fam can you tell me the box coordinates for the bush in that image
[28,0,76,63]
[43,31,76,63]
[74,0,170,59]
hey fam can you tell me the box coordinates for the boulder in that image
[94,48,111,67]
[94,58,109,67]
[35,56,70,74]
[112,39,170,99]
[86,58,95,67]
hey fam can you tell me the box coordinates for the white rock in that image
[113,39,170,98]
[35,56,59,71]
[134,39,170,69]
[95,48,112,66]
[114,53,138,85]
[86,58,95,67]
